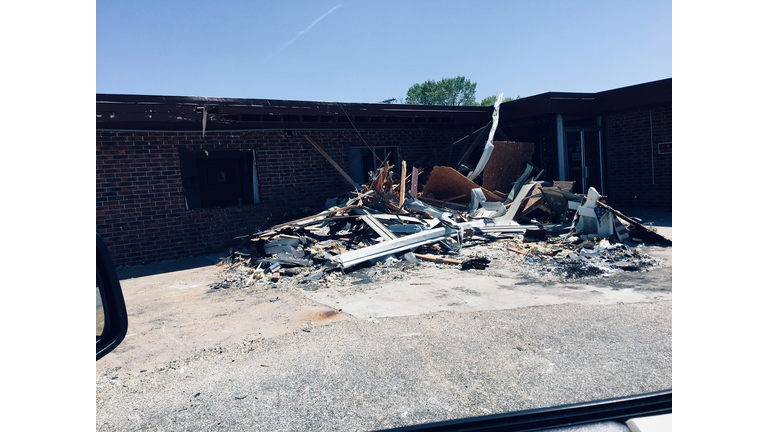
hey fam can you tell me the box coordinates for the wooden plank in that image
[399,160,407,207]
[274,234,300,240]
[507,246,528,255]
[304,135,358,190]
[417,196,467,207]
[596,201,672,245]
[442,194,468,202]
[413,253,462,265]
[520,184,544,216]
[540,186,572,217]
[421,166,504,203]
[272,205,356,229]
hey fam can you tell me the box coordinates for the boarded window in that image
[179,150,259,210]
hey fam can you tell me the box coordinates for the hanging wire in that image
[338,102,383,165]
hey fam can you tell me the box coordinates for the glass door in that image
[583,130,603,193]
[564,129,603,194]
[565,131,584,193]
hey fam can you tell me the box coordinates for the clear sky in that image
[96,0,672,103]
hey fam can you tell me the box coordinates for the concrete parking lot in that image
[97,210,672,431]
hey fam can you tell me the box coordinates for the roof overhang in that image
[96,78,671,132]
[96,94,492,131]
[498,78,672,124]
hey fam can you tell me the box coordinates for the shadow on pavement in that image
[116,253,227,280]
[615,207,672,227]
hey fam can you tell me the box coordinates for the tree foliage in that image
[405,76,477,106]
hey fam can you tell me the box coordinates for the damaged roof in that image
[96,78,671,131]
[95,94,492,131]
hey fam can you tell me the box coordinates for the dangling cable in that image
[339,102,382,166]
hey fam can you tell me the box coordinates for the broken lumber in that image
[507,246,528,255]
[399,160,407,207]
[413,253,462,265]
[421,166,504,203]
[596,201,672,245]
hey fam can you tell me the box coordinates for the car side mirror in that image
[97,233,128,360]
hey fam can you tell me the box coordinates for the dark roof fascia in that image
[593,78,672,113]
[96,94,490,113]
[498,78,672,124]
[498,92,598,123]
[96,94,492,131]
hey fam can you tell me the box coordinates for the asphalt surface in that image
[96,301,671,431]
[98,208,672,431]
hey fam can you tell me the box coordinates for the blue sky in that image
[5,3,768,425]
[96,0,672,103]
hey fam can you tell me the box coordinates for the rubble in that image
[212,133,670,290]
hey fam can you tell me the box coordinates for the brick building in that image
[96,98,490,265]
[495,78,672,208]
[97,79,671,265]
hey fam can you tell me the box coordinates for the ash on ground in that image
[209,234,663,291]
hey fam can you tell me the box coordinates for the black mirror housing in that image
[96,233,128,360]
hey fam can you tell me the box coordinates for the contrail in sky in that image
[262,4,342,63]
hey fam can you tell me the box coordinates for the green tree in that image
[405,76,477,106]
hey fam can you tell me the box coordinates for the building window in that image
[349,146,400,185]
[179,150,259,210]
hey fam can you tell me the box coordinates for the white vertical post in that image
[557,114,567,181]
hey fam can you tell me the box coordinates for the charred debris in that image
[215,118,670,289]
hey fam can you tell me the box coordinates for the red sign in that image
[658,142,672,154]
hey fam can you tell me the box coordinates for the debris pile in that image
[482,234,663,282]
[212,131,670,289]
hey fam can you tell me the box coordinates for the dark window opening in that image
[179,150,259,210]
[349,146,401,185]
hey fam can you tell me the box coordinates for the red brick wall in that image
[605,105,672,209]
[97,128,468,265]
